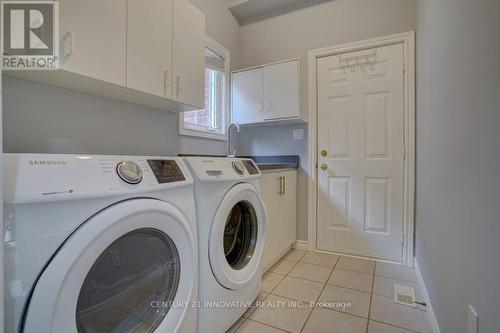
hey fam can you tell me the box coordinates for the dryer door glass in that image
[76,228,180,333]
[224,201,258,270]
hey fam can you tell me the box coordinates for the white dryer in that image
[3,154,198,333]
[184,157,267,333]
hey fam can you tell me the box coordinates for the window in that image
[179,37,230,140]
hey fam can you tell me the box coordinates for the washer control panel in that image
[147,160,186,183]
[184,157,261,182]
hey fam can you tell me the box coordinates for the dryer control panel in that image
[147,160,186,183]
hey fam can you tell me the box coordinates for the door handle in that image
[320,150,328,157]
[277,176,283,195]
[320,164,328,171]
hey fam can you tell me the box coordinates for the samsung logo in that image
[29,160,67,166]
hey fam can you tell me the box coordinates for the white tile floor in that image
[227,250,432,333]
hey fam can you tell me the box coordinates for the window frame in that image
[179,36,230,141]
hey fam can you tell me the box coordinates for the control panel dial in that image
[116,161,143,184]
[232,160,245,175]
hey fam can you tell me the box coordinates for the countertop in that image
[178,154,299,172]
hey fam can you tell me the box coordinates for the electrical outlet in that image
[467,304,478,333]
[293,128,304,141]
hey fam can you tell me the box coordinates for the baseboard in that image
[292,240,308,250]
[415,258,440,333]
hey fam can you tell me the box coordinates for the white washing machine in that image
[184,157,267,333]
[3,154,198,333]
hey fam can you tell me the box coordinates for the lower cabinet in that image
[261,170,297,272]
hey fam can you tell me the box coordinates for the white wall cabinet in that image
[127,0,173,98]
[59,0,127,86]
[232,68,264,124]
[232,59,302,125]
[261,170,297,272]
[7,0,205,112]
[172,0,206,108]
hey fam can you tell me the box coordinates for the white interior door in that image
[317,44,405,262]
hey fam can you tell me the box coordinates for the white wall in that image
[237,0,417,240]
[415,0,500,332]
[2,0,240,157]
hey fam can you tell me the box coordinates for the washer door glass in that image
[224,201,258,270]
[76,228,180,333]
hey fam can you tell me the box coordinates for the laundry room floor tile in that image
[317,284,371,318]
[261,272,285,293]
[249,294,313,333]
[301,307,368,333]
[270,259,297,275]
[242,252,433,333]
[328,268,374,292]
[370,294,432,332]
[288,262,333,283]
[372,275,423,299]
[272,276,324,302]
[235,319,288,333]
[336,256,375,275]
[375,262,418,283]
[243,292,269,318]
[368,320,416,333]
[283,249,307,261]
[300,251,340,267]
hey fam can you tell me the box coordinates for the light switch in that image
[293,128,304,141]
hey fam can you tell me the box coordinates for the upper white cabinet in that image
[173,0,206,108]
[232,59,303,125]
[6,0,205,112]
[232,68,264,124]
[59,0,127,86]
[127,0,173,98]
[263,60,299,121]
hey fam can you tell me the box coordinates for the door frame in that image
[306,31,415,267]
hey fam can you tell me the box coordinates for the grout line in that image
[366,261,377,333]
[369,319,420,333]
[247,318,292,332]
[298,255,340,332]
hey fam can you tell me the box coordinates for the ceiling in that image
[228,0,334,25]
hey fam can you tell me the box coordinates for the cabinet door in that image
[263,60,299,121]
[127,0,173,98]
[280,170,297,248]
[59,0,126,86]
[232,68,264,124]
[172,0,205,108]
[260,172,281,271]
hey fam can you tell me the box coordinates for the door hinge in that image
[403,61,406,74]
[316,163,318,170]
[402,145,407,160]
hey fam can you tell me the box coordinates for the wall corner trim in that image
[293,240,309,251]
[415,258,441,333]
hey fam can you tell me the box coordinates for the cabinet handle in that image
[164,70,169,87]
[64,31,75,58]
[277,176,283,195]
[265,100,271,111]
[283,176,286,195]
[176,76,181,99]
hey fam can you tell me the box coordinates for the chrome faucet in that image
[227,122,241,157]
